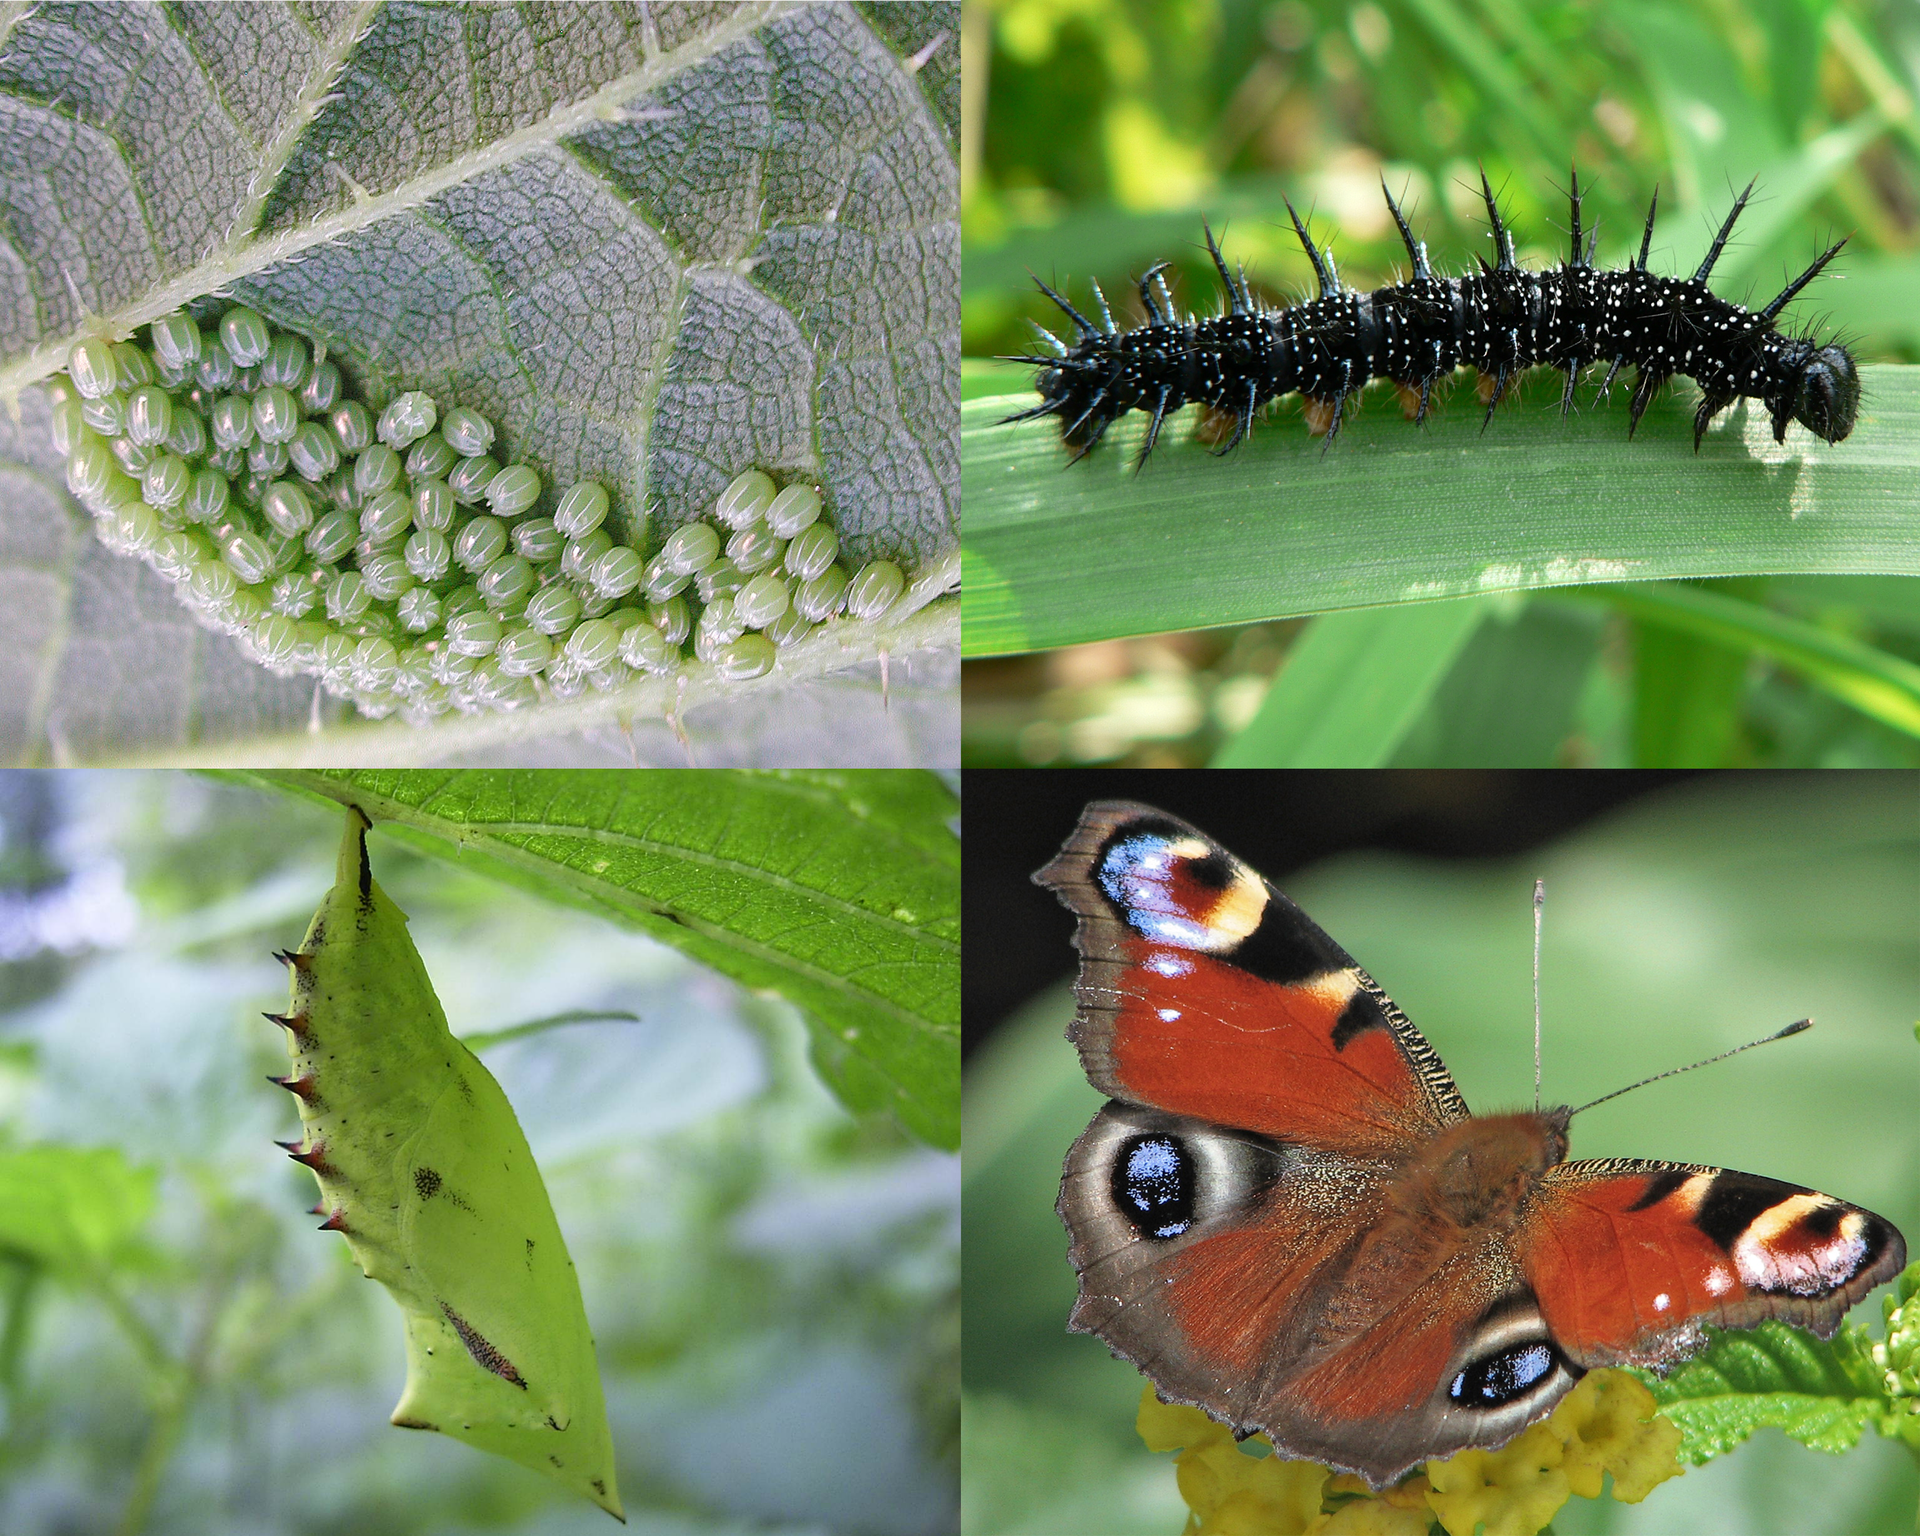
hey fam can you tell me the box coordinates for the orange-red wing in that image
[1035,801,1466,1155]
[1522,1159,1906,1368]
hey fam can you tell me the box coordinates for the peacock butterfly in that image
[1036,800,1905,1486]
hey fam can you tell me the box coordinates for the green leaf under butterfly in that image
[1631,1319,1892,1464]
[0,1,959,764]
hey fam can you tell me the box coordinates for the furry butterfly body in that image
[271,808,622,1520]
[1005,171,1860,467]
[1037,801,1903,1486]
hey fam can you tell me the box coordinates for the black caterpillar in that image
[1004,170,1860,468]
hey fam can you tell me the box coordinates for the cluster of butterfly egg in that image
[48,306,908,720]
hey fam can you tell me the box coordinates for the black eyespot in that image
[1448,1341,1558,1407]
[1112,1133,1196,1239]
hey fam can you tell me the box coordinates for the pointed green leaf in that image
[231,767,960,1149]
[962,366,1920,658]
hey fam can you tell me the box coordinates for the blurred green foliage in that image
[963,773,1920,1534]
[0,773,957,1536]
[961,0,1920,767]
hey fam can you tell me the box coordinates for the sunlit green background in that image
[961,0,1920,767]
[0,773,957,1536]
[963,772,1919,1534]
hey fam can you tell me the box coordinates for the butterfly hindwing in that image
[1059,1100,1582,1477]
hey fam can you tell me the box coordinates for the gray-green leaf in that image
[0,1,958,763]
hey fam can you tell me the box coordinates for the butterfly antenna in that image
[1568,1019,1811,1118]
[1532,879,1544,1114]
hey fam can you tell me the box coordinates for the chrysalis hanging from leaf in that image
[270,807,623,1521]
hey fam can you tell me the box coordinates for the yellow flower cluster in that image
[1138,1368,1684,1536]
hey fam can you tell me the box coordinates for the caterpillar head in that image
[1772,339,1860,445]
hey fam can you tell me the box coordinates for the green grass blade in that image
[1389,601,1601,766]
[962,365,1920,657]
[1553,582,1920,737]
[1212,599,1489,765]
[1630,622,1750,765]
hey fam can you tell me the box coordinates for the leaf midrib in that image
[0,1,783,397]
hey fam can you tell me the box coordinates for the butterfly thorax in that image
[1406,1110,1571,1230]
[1303,1111,1569,1353]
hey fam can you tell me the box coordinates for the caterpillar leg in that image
[1627,368,1669,438]
[1692,391,1735,451]
[1136,385,1176,469]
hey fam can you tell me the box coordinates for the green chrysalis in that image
[270,808,623,1521]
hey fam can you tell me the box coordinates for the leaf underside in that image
[0,1,959,762]
[242,768,961,1151]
